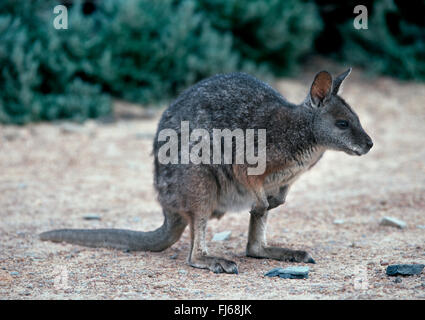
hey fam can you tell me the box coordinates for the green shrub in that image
[338,0,425,80]
[0,0,112,124]
[0,0,323,124]
[97,0,243,103]
[196,0,322,75]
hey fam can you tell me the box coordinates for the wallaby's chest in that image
[217,147,325,212]
[264,147,325,191]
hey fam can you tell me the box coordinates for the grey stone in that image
[380,216,406,229]
[386,264,424,276]
[59,123,84,134]
[264,266,309,279]
[333,219,345,225]
[417,225,425,230]
[394,277,402,283]
[212,231,231,241]
[10,271,19,276]
[83,214,101,220]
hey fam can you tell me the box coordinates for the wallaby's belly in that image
[217,183,256,212]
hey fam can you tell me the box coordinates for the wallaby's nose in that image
[366,140,373,149]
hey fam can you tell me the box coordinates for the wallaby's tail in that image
[39,211,187,252]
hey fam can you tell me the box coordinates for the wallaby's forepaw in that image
[247,247,316,264]
[290,250,316,264]
[189,256,239,274]
[250,204,268,217]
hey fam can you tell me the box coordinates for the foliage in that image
[340,0,425,80]
[1,0,423,124]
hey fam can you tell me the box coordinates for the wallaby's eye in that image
[335,120,349,129]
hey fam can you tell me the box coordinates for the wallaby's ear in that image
[332,67,352,95]
[310,71,333,107]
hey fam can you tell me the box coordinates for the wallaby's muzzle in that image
[353,134,374,156]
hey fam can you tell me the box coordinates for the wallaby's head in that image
[308,68,373,156]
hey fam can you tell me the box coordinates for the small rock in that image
[333,219,345,225]
[83,214,101,220]
[386,264,424,276]
[169,254,178,260]
[417,225,425,230]
[10,271,20,276]
[264,266,309,279]
[380,216,406,229]
[59,123,84,134]
[212,231,231,241]
[380,260,389,266]
[394,277,402,283]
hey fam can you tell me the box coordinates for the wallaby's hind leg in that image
[246,186,315,263]
[246,211,315,263]
[187,213,238,274]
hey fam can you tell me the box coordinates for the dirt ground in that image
[1,67,424,299]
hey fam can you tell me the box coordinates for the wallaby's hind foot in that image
[246,207,315,264]
[189,256,238,274]
[247,246,315,264]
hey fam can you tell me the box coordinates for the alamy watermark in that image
[353,5,368,30]
[53,4,368,31]
[53,5,68,30]
[157,121,267,175]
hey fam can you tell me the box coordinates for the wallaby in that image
[40,69,373,274]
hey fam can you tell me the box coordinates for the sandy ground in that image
[1,68,425,300]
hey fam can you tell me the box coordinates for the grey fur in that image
[40,69,373,274]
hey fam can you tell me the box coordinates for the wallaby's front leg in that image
[188,214,238,274]
[267,185,290,210]
[249,187,269,216]
[246,210,315,264]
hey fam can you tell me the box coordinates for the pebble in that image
[59,123,84,134]
[212,231,231,241]
[83,214,101,220]
[394,277,402,283]
[386,264,424,276]
[10,271,20,276]
[333,219,345,225]
[417,225,425,230]
[379,216,406,229]
[264,266,309,279]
